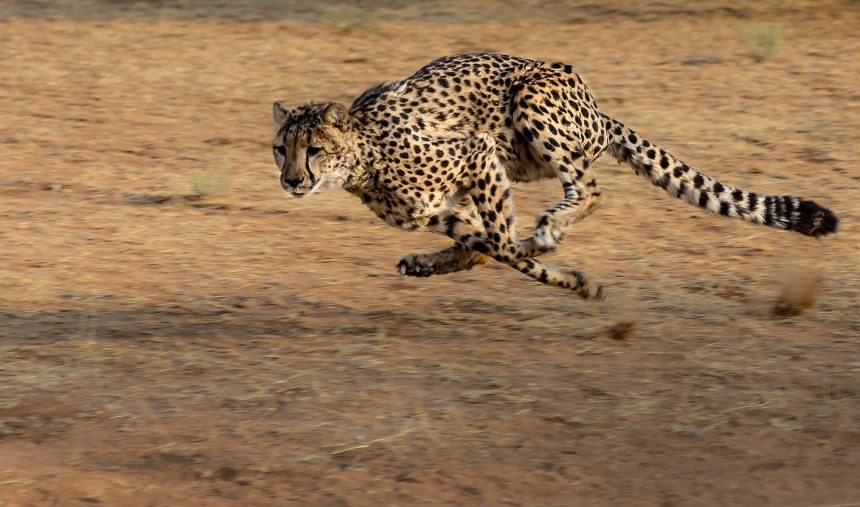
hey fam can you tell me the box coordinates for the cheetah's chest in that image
[358,182,453,231]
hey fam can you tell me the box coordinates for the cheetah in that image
[272,53,838,299]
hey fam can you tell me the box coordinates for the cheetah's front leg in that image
[394,201,604,298]
[397,198,543,277]
[458,134,539,263]
[397,244,489,277]
[400,208,604,299]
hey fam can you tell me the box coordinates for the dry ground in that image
[1,1,859,505]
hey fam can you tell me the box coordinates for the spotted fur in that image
[602,116,838,237]
[272,53,838,299]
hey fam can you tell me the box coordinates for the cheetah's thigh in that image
[508,67,608,251]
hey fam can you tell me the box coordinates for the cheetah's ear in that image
[272,102,291,126]
[322,102,349,130]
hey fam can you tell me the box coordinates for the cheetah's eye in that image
[274,145,286,156]
[306,146,322,157]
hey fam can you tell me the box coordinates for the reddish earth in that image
[1,1,858,505]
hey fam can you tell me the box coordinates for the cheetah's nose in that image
[283,176,304,188]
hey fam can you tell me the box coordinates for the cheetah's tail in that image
[600,114,838,237]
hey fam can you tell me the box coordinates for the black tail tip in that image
[792,199,838,237]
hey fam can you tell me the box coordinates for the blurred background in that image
[1,1,858,505]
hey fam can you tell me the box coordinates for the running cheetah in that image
[272,53,838,299]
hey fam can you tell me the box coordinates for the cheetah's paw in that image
[396,253,437,277]
[534,216,565,253]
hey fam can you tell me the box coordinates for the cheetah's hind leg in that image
[508,64,609,252]
[397,244,489,277]
[512,258,606,300]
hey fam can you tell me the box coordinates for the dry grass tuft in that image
[602,319,637,341]
[772,269,821,316]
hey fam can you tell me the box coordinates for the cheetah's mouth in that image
[287,184,314,198]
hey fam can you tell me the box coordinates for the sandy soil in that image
[1,1,859,505]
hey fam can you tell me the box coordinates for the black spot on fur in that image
[641,163,653,177]
[472,242,490,254]
[747,192,758,211]
[763,196,774,225]
[350,82,395,114]
[443,214,459,235]
[782,195,795,216]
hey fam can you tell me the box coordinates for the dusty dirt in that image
[1,1,859,505]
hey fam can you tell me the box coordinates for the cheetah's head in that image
[272,101,356,198]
